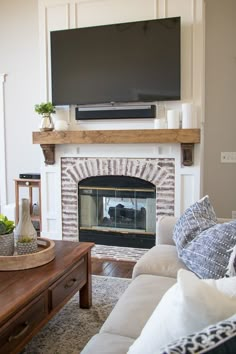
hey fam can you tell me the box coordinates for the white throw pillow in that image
[204,276,236,297]
[127,269,236,354]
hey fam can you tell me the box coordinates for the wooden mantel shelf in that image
[32,129,200,166]
[33,129,200,145]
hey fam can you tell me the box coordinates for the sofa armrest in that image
[132,244,188,279]
[156,215,177,245]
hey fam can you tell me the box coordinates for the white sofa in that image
[81,215,236,353]
[81,216,187,353]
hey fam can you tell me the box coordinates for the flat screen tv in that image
[50,17,181,106]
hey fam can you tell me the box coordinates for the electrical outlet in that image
[232,211,236,219]
[221,152,236,163]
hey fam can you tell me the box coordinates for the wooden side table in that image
[14,178,41,232]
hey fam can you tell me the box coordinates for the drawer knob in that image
[8,321,29,342]
[64,278,77,289]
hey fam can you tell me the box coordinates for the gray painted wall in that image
[204,0,236,217]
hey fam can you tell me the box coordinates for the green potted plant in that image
[0,214,15,256]
[34,102,56,131]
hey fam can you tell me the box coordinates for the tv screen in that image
[50,17,181,106]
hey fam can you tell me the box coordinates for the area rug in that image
[21,275,131,354]
[91,244,148,262]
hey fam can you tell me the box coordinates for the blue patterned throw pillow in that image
[160,315,236,354]
[173,195,217,257]
[180,220,236,279]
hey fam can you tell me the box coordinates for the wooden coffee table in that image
[0,240,94,354]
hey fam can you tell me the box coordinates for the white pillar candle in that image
[182,103,195,128]
[167,110,180,129]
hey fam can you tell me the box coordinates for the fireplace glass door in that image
[78,176,156,248]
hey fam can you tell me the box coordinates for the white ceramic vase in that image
[15,198,38,254]
[39,113,54,131]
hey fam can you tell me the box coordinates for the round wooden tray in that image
[0,238,55,271]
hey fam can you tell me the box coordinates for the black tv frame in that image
[51,16,181,108]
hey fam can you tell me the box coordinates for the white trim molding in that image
[0,73,7,211]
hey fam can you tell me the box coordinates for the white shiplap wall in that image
[37,0,204,239]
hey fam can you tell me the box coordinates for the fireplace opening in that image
[78,175,156,248]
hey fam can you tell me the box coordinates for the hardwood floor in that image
[92,259,135,278]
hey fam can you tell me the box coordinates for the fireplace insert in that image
[78,176,156,248]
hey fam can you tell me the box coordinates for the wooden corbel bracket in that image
[181,143,194,166]
[40,144,55,165]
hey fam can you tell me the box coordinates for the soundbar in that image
[75,105,156,120]
[19,173,41,180]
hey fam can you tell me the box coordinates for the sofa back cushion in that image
[156,215,177,245]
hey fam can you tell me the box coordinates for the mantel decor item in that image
[0,214,15,256]
[35,101,56,132]
[54,119,69,131]
[182,103,196,128]
[15,198,38,255]
[167,109,180,129]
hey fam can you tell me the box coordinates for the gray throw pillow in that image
[181,220,236,279]
[173,195,217,257]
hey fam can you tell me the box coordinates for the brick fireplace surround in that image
[37,132,200,241]
[61,157,175,242]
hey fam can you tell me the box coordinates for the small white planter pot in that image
[16,239,38,255]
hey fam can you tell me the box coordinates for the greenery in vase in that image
[34,102,56,115]
[0,214,15,235]
[17,236,34,243]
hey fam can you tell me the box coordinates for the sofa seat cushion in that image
[127,269,236,354]
[100,274,176,339]
[132,244,188,279]
[81,333,134,354]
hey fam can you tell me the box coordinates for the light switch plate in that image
[232,211,236,219]
[221,152,236,163]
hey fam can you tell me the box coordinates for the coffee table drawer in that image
[0,293,47,353]
[49,257,86,310]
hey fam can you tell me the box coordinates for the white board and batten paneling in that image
[0,74,7,212]
[38,0,205,239]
